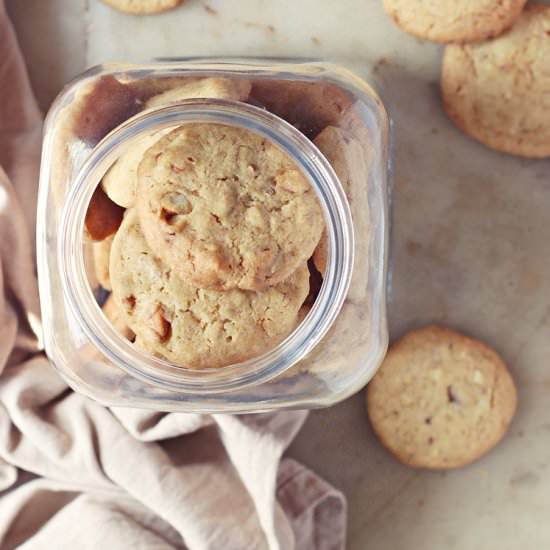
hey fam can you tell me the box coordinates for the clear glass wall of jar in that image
[37,59,390,412]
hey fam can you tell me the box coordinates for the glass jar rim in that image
[59,98,354,394]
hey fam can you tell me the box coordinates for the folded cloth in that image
[0,2,347,549]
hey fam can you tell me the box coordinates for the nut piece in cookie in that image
[93,234,114,290]
[102,293,135,341]
[367,325,517,470]
[384,0,527,43]
[109,210,310,369]
[441,4,550,158]
[137,123,324,291]
[101,0,184,15]
[85,186,125,241]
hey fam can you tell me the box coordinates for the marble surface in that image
[6,0,550,548]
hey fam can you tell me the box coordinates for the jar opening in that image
[59,99,354,394]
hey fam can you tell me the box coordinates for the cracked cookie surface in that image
[110,209,310,368]
[367,325,517,469]
[384,0,527,43]
[441,4,550,158]
[137,123,324,290]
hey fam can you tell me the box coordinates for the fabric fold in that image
[0,2,347,548]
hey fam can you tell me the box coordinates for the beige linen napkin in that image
[0,2,347,549]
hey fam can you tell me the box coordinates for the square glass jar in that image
[37,58,390,413]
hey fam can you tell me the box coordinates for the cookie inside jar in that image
[81,75,349,369]
[76,68,375,373]
[42,59,387,409]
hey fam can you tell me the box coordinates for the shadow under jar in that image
[37,58,390,413]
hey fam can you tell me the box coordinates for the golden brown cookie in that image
[137,123,324,291]
[145,77,251,109]
[250,80,354,139]
[441,4,550,158]
[93,235,114,290]
[102,294,135,341]
[367,325,517,470]
[84,186,125,241]
[72,75,141,144]
[50,75,141,210]
[384,0,527,43]
[102,129,171,208]
[110,210,310,369]
[102,78,251,208]
[101,0,184,15]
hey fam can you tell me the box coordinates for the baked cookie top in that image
[441,4,550,158]
[102,78,252,208]
[384,0,527,43]
[109,210,310,369]
[136,123,324,290]
[101,0,183,15]
[367,325,517,469]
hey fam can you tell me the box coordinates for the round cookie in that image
[250,80,354,139]
[145,77,251,109]
[100,0,183,15]
[367,325,517,470]
[102,129,170,208]
[110,209,310,369]
[102,78,251,208]
[383,0,527,43]
[137,123,324,291]
[441,4,550,158]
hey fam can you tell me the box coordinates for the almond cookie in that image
[102,78,251,208]
[384,0,526,43]
[100,0,184,15]
[137,123,324,291]
[110,210,310,369]
[367,325,517,470]
[441,4,550,158]
[93,235,114,290]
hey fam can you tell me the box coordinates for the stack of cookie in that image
[86,77,328,369]
[385,1,550,158]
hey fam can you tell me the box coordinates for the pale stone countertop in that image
[7,0,550,548]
